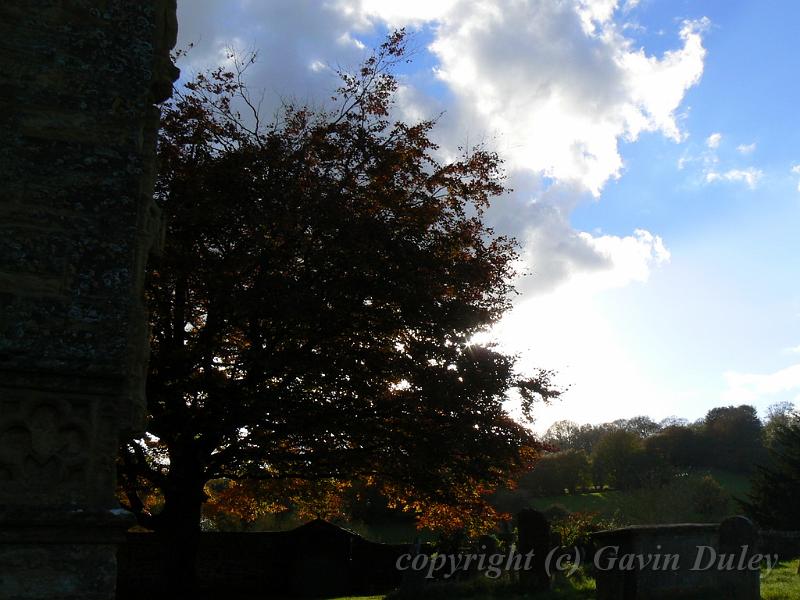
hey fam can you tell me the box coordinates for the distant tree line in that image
[519,402,794,497]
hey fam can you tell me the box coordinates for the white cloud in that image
[428,3,708,196]
[723,363,800,406]
[513,196,613,295]
[576,0,619,32]
[622,0,642,12]
[337,31,366,50]
[176,0,704,294]
[179,0,708,202]
[618,17,709,142]
[737,142,756,154]
[480,176,670,295]
[517,222,670,295]
[705,132,722,149]
[368,0,701,295]
[705,167,763,189]
[583,228,671,286]
[356,0,457,26]
[680,135,762,190]
[792,164,800,191]
[175,1,373,122]
[622,21,647,34]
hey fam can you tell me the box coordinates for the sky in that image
[175,0,800,432]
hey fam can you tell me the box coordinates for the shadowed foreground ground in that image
[326,558,800,600]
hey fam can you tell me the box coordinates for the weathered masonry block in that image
[592,516,761,600]
[0,1,177,598]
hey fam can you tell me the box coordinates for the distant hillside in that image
[498,469,751,526]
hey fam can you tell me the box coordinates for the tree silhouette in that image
[118,32,561,582]
[592,429,644,490]
[518,449,590,496]
[741,412,800,530]
[703,405,764,472]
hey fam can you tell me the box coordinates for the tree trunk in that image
[153,463,207,595]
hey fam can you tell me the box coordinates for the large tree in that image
[763,401,796,449]
[119,32,560,555]
[702,405,765,472]
[591,429,647,490]
[741,412,800,529]
[518,449,591,496]
[645,424,706,468]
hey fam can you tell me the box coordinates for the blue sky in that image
[566,0,800,423]
[177,0,800,431]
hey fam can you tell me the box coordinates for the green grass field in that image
[761,559,800,600]
[708,468,752,500]
[523,468,753,525]
[528,490,621,516]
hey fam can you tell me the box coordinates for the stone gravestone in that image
[478,534,498,560]
[592,517,761,600]
[398,538,427,594]
[517,509,551,591]
[0,1,178,599]
[717,515,760,600]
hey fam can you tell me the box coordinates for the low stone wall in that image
[117,520,408,598]
[591,516,761,600]
[759,530,800,560]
